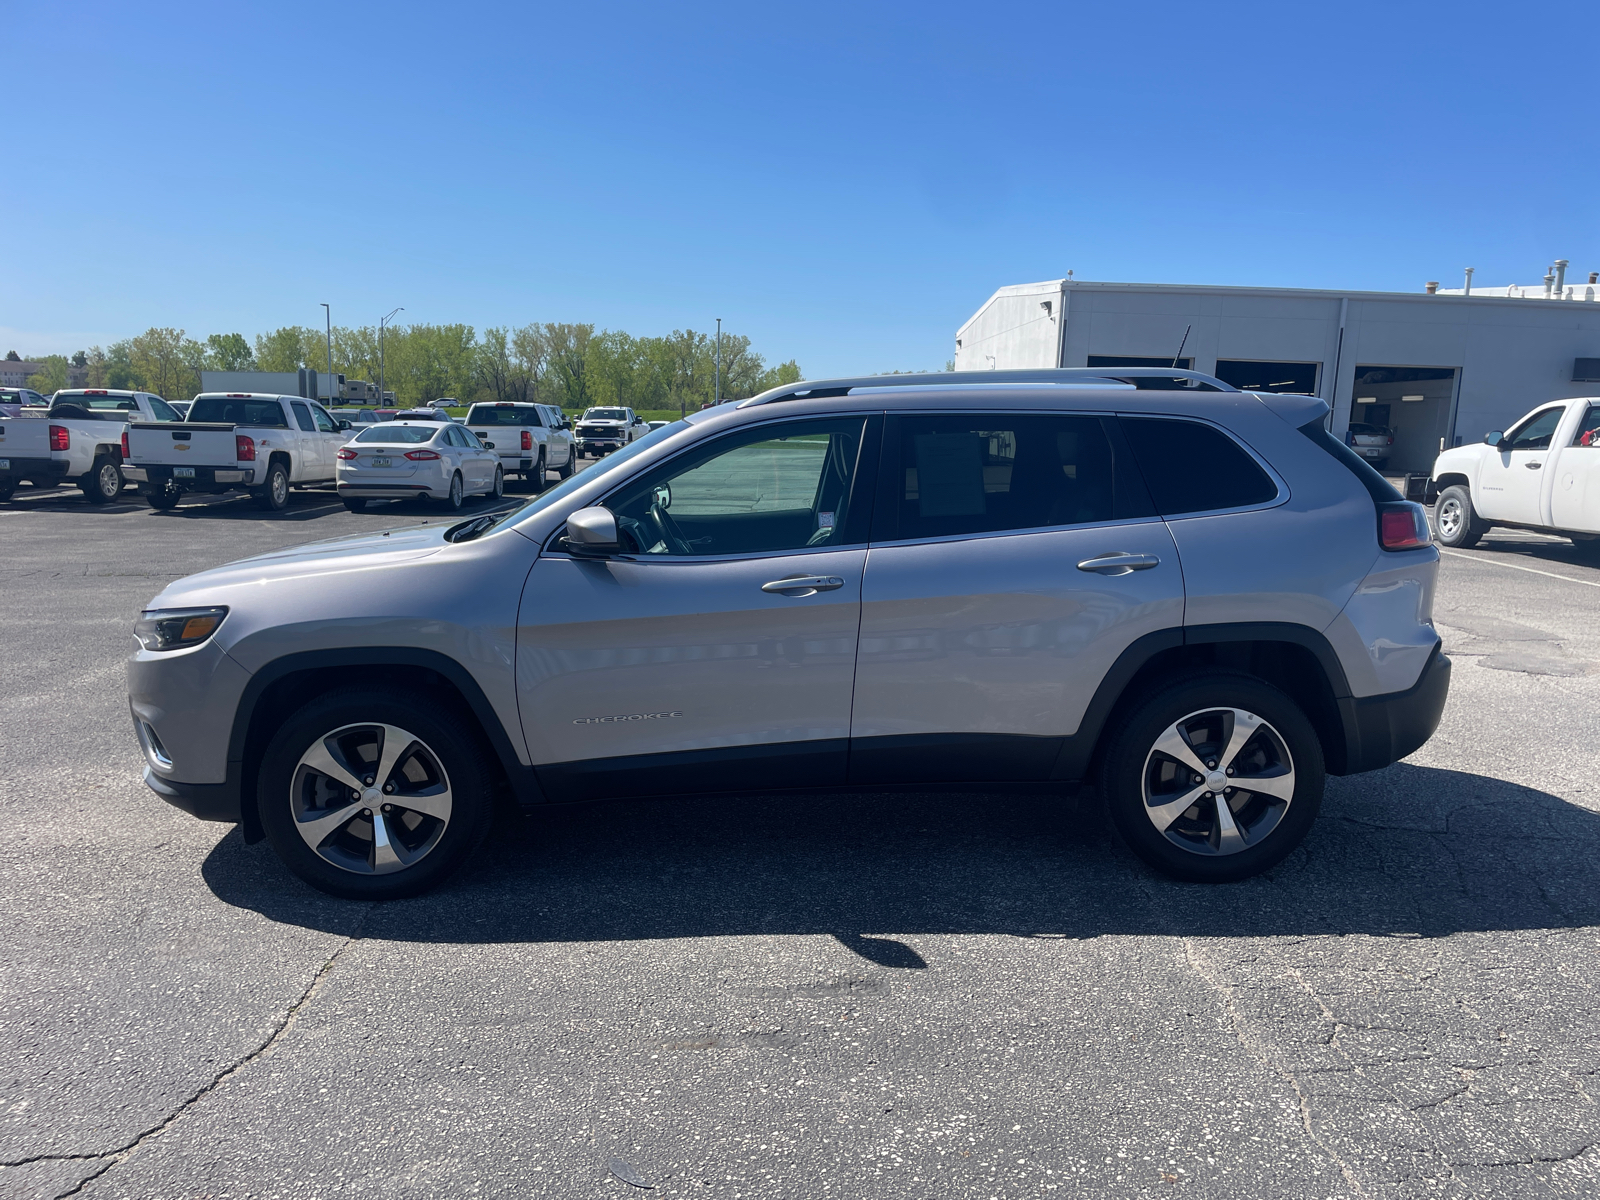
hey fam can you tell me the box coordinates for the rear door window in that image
[874,413,1151,542]
[1119,418,1279,516]
[291,402,315,432]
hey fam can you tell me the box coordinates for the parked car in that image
[0,387,50,417]
[328,407,380,426]
[464,401,575,491]
[1429,396,1600,557]
[335,419,503,511]
[124,392,351,511]
[0,389,180,503]
[1346,422,1394,470]
[575,406,647,456]
[647,420,669,431]
[168,400,192,419]
[129,367,1448,899]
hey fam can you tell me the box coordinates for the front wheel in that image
[1100,672,1325,883]
[256,688,495,899]
[1435,484,1487,548]
[80,455,123,504]
[556,446,574,478]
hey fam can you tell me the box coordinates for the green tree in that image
[541,323,597,411]
[128,328,203,402]
[254,326,324,373]
[204,332,255,371]
[26,355,69,394]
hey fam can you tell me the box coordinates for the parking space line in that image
[1441,549,1600,589]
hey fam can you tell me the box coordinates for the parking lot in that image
[2,486,1599,1199]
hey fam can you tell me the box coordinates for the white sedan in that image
[335,420,504,512]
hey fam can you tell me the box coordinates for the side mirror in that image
[565,506,621,557]
[1484,431,1506,449]
[483,441,495,450]
[338,420,352,430]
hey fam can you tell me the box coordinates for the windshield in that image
[584,409,629,421]
[467,406,541,426]
[500,420,689,536]
[354,425,439,444]
[188,398,288,427]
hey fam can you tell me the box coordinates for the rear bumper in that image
[0,456,70,483]
[1334,645,1452,775]
[142,766,241,823]
[135,464,253,487]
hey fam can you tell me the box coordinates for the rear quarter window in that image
[1119,418,1280,515]
[1298,420,1402,503]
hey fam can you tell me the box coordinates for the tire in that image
[253,461,290,512]
[556,447,573,479]
[256,688,495,899]
[1099,671,1325,883]
[491,466,504,499]
[529,449,546,494]
[1373,458,1389,471]
[1570,536,1600,565]
[144,482,181,510]
[0,480,16,503]
[445,472,464,510]
[1434,484,1487,549]
[342,497,368,512]
[80,455,123,504]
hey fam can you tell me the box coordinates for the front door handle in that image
[1525,461,1543,470]
[1077,552,1161,576]
[762,575,845,596]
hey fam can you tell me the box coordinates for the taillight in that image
[1387,436,1394,445]
[336,448,357,460]
[49,424,70,451]
[236,434,256,461]
[1379,501,1430,551]
[405,449,441,460]
[521,430,533,450]
[121,431,130,460]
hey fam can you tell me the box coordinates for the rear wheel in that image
[342,497,368,512]
[1570,536,1600,565]
[445,471,464,510]
[1100,672,1325,883]
[0,480,17,502]
[491,467,504,499]
[529,449,546,493]
[80,455,123,504]
[1435,484,1487,548]
[144,482,181,510]
[253,461,290,511]
[256,688,495,899]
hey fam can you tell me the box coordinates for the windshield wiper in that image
[447,513,503,543]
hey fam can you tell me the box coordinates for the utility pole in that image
[379,307,403,407]
[714,318,721,405]
[320,303,333,405]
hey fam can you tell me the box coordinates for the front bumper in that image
[142,766,241,823]
[1334,645,1452,774]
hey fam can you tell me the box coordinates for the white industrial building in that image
[954,273,1600,474]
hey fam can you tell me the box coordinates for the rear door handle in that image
[762,575,845,595]
[1077,552,1161,575]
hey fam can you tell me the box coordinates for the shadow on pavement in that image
[202,762,1600,957]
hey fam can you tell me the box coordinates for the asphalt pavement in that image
[1,480,1598,1199]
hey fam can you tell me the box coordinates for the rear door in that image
[1474,404,1566,524]
[849,411,1183,784]
[1549,402,1600,533]
[516,415,875,799]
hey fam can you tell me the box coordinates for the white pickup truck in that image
[464,401,575,491]
[124,393,353,511]
[1430,395,1600,559]
[0,389,180,503]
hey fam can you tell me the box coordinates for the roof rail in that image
[735,367,1235,407]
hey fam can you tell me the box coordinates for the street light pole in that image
[379,307,403,407]
[320,303,332,405]
[714,317,721,405]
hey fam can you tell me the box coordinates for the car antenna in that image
[1171,325,1191,369]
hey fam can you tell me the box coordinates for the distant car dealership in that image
[955,272,1600,474]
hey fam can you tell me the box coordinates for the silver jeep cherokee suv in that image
[128,369,1449,899]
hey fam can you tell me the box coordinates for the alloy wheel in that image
[272,470,288,507]
[289,722,453,875]
[1140,707,1295,856]
[1437,496,1462,539]
[97,462,122,499]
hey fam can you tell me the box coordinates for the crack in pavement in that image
[9,904,377,1198]
[1183,939,1367,1196]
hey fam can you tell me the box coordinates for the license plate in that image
[0,459,9,470]
[174,466,195,478]
[371,456,392,468]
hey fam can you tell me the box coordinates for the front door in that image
[1475,405,1564,525]
[849,411,1184,783]
[1550,403,1600,534]
[516,415,876,800]
[289,401,325,479]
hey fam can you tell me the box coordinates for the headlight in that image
[134,606,228,652]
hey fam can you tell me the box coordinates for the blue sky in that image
[6,1,1598,377]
